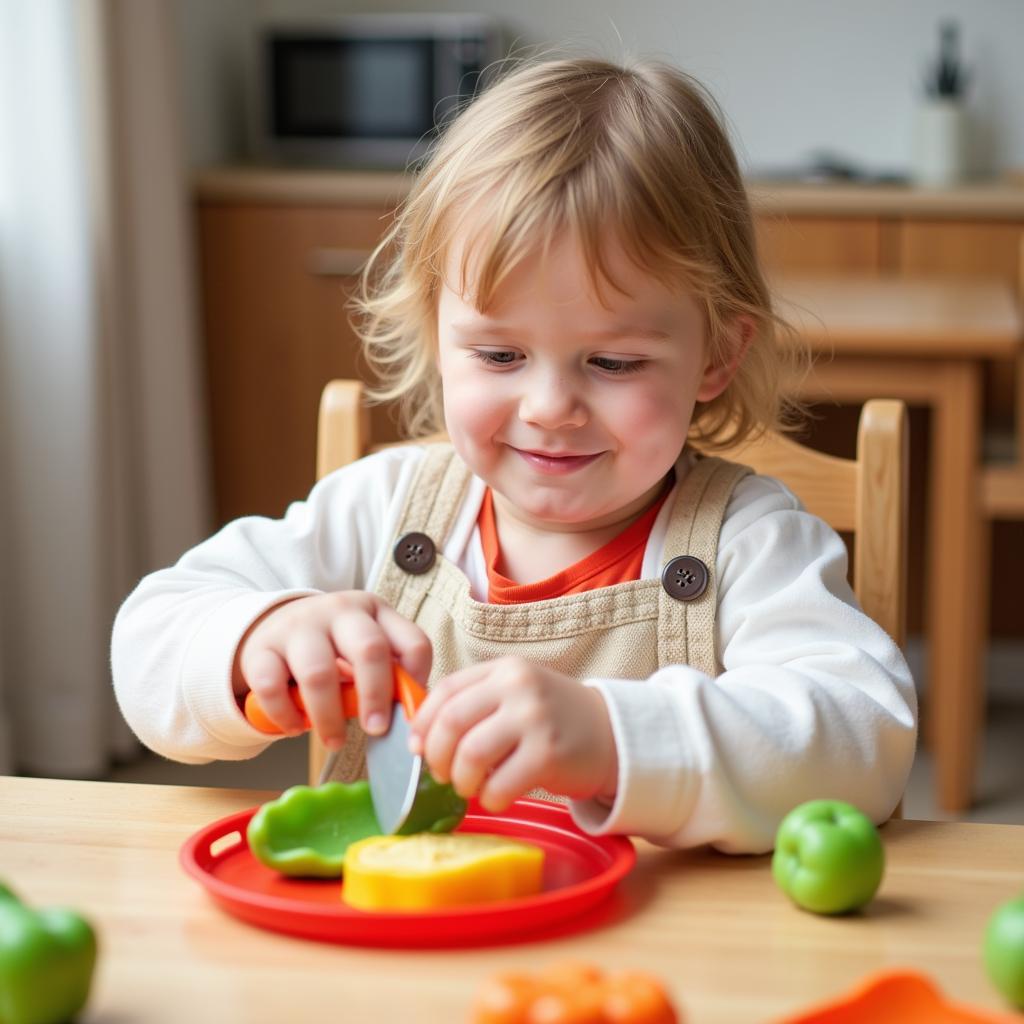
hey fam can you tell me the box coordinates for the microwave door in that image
[269,36,436,167]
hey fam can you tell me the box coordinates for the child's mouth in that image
[513,448,603,475]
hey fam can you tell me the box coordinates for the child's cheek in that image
[617,384,693,444]
[444,375,509,447]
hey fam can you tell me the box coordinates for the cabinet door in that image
[755,216,883,275]
[897,220,1022,286]
[197,203,401,525]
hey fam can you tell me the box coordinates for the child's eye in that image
[470,350,520,367]
[591,356,647,375]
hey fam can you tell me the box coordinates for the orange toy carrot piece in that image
[469,963,680,1024]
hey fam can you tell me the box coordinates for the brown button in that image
[661,555,709,601]
[393,531,436,575]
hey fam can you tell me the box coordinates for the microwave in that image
[247,14,504,169]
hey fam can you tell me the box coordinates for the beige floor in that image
[106,699,1024,825]
[903,700,1024,823]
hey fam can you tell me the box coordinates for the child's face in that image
[436,229,737,533]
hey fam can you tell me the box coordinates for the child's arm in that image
[410,474,916,854]
[110,447,426,764]
[570,475,917,854]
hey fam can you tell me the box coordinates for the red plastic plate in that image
[180,798,635,948]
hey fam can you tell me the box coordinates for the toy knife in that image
[244,660,464,835]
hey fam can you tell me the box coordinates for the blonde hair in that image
[352,56,804,448]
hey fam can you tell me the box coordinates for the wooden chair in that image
[310,380,910,811]
[724,401,909,650]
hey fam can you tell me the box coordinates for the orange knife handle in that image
[243,659,359,735]
[394,663,428,718]
[242,660,425,733]
[243,687,305,734]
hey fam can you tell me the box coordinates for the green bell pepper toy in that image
[0,882,97,1024]
[247,781,384,877]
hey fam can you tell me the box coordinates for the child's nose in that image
[517,375,588,429]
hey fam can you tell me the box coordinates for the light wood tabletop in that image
[773,273,1023,818]
[776,274,1022,357]
[1,776,1021,1023]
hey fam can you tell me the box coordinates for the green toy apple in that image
[984,894,1024,1009]
[772,799,885,915]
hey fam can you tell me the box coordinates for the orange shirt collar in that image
[478,475,674,605]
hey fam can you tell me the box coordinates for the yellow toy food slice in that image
[342,832,545,911]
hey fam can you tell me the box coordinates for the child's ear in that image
[696,315,755,402]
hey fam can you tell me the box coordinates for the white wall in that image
[176,0,1024,178]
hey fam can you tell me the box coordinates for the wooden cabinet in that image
[197,202,402,523]
[754,213,1023,286]
[754,215,888,274]
[896,220,1023,284]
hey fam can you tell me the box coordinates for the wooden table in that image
[2,776,1021,1022]
[776,274,1023,814]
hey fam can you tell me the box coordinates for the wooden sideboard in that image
[196,179,407,524]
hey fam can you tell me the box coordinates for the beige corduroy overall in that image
[326,444,751,797]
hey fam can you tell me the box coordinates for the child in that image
[111,57,915,854]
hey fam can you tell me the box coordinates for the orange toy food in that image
[470,961,680,1024]
[772,968,1020,1023]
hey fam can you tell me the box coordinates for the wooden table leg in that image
[926,361,986,812]
[795,357,988,814]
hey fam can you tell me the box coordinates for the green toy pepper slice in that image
[395,769,468,837]
[247,781,383,878]
[0,882,97,1024]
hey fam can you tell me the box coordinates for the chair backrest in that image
[310,380,909,785]
[723,400,909,647]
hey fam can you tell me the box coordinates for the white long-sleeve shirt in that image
[111,445,916,853]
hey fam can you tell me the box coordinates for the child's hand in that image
[408,657,618,813]
[234,592,432,750]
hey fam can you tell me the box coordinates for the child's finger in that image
[477,739,544,813]
[285,629,348,750]
[448,716,520,800]
[410,662,490,748]
[374,603,433,688]
[241,647,306,734]
[421,681,501,785]
[329,610,397,737]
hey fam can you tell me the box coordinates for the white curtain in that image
[0,0,211,777]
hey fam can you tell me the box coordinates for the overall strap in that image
[372,443,473,621]
[657,455,752,675]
